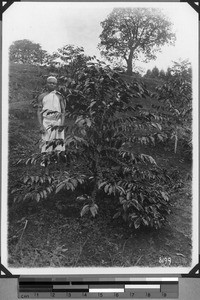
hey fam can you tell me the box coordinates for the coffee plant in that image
[154,59,192,158]
[12,60,173,229]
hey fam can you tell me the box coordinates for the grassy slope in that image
[7,63,192,268]
[9,62,47,103]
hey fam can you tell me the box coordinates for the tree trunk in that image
[127,61,132,76]
[126,50,133,76]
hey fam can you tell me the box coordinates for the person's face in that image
[47,79,57,91]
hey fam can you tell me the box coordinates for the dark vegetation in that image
[9,39,50,65]
[8,57,192,268]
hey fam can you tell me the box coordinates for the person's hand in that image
[39,125,46,134]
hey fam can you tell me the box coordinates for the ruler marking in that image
[90,285,124,289]
[18,290,179,298]
[19,281,70,285]
[125,284,160,289]
[89,288,124,293]
[52,289,89,293]
[18,278,179,298]
[19,289,52,293]
[53,285,89,289]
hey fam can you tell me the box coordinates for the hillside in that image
[7,63,192,269]
[9,62,48,103]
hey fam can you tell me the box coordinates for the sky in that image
[3,2,199,73]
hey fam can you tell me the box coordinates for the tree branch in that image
[124,19,133,40]
[123,54,128,63]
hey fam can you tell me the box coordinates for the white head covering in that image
[47,76,57,83]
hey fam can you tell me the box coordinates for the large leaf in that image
[90,204,98,217]
[80,204,90,217]
[55,183,65,194]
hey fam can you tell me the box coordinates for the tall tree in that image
[98,8,176,75]
[9,39,48,65]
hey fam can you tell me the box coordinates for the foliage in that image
[144,69,152,78]
[142,59,192,159]
[12,60,173,230]
[151,66,160,78]
[144,67,166,79]
[9,39,49,65]
[98,8,176,75]
[155,59,192,157]
[50,45,94,77]
[159,69,166,79]
[53,45,85,63]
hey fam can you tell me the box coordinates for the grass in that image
[7,63,193,269]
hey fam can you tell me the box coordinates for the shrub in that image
[155,59,192,158]
[12,61,172,230]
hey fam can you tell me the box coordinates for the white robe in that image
[41,91,65,153]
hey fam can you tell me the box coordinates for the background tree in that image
[98,8,176,75]
[144,67,165,79]
[144,69,152,78]
[151,66,160,78]
[165,67,172,79]
[9,39,49,65]
[159,69,166,79]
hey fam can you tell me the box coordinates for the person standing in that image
[37,76,65,153]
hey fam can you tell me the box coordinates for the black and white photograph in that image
[1,1,199,275]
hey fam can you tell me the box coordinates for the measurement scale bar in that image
[89,288,124,293]
[125,284,160,289]
[114,277,178,281]
[53,285,89,289]
[149,277,178,282]
[18,277,179,298]
[90,285,124,288]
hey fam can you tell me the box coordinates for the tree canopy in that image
[53,45,85,63]
[9,39,48,65]
[98,8,176,75]
[51,44,93,76]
